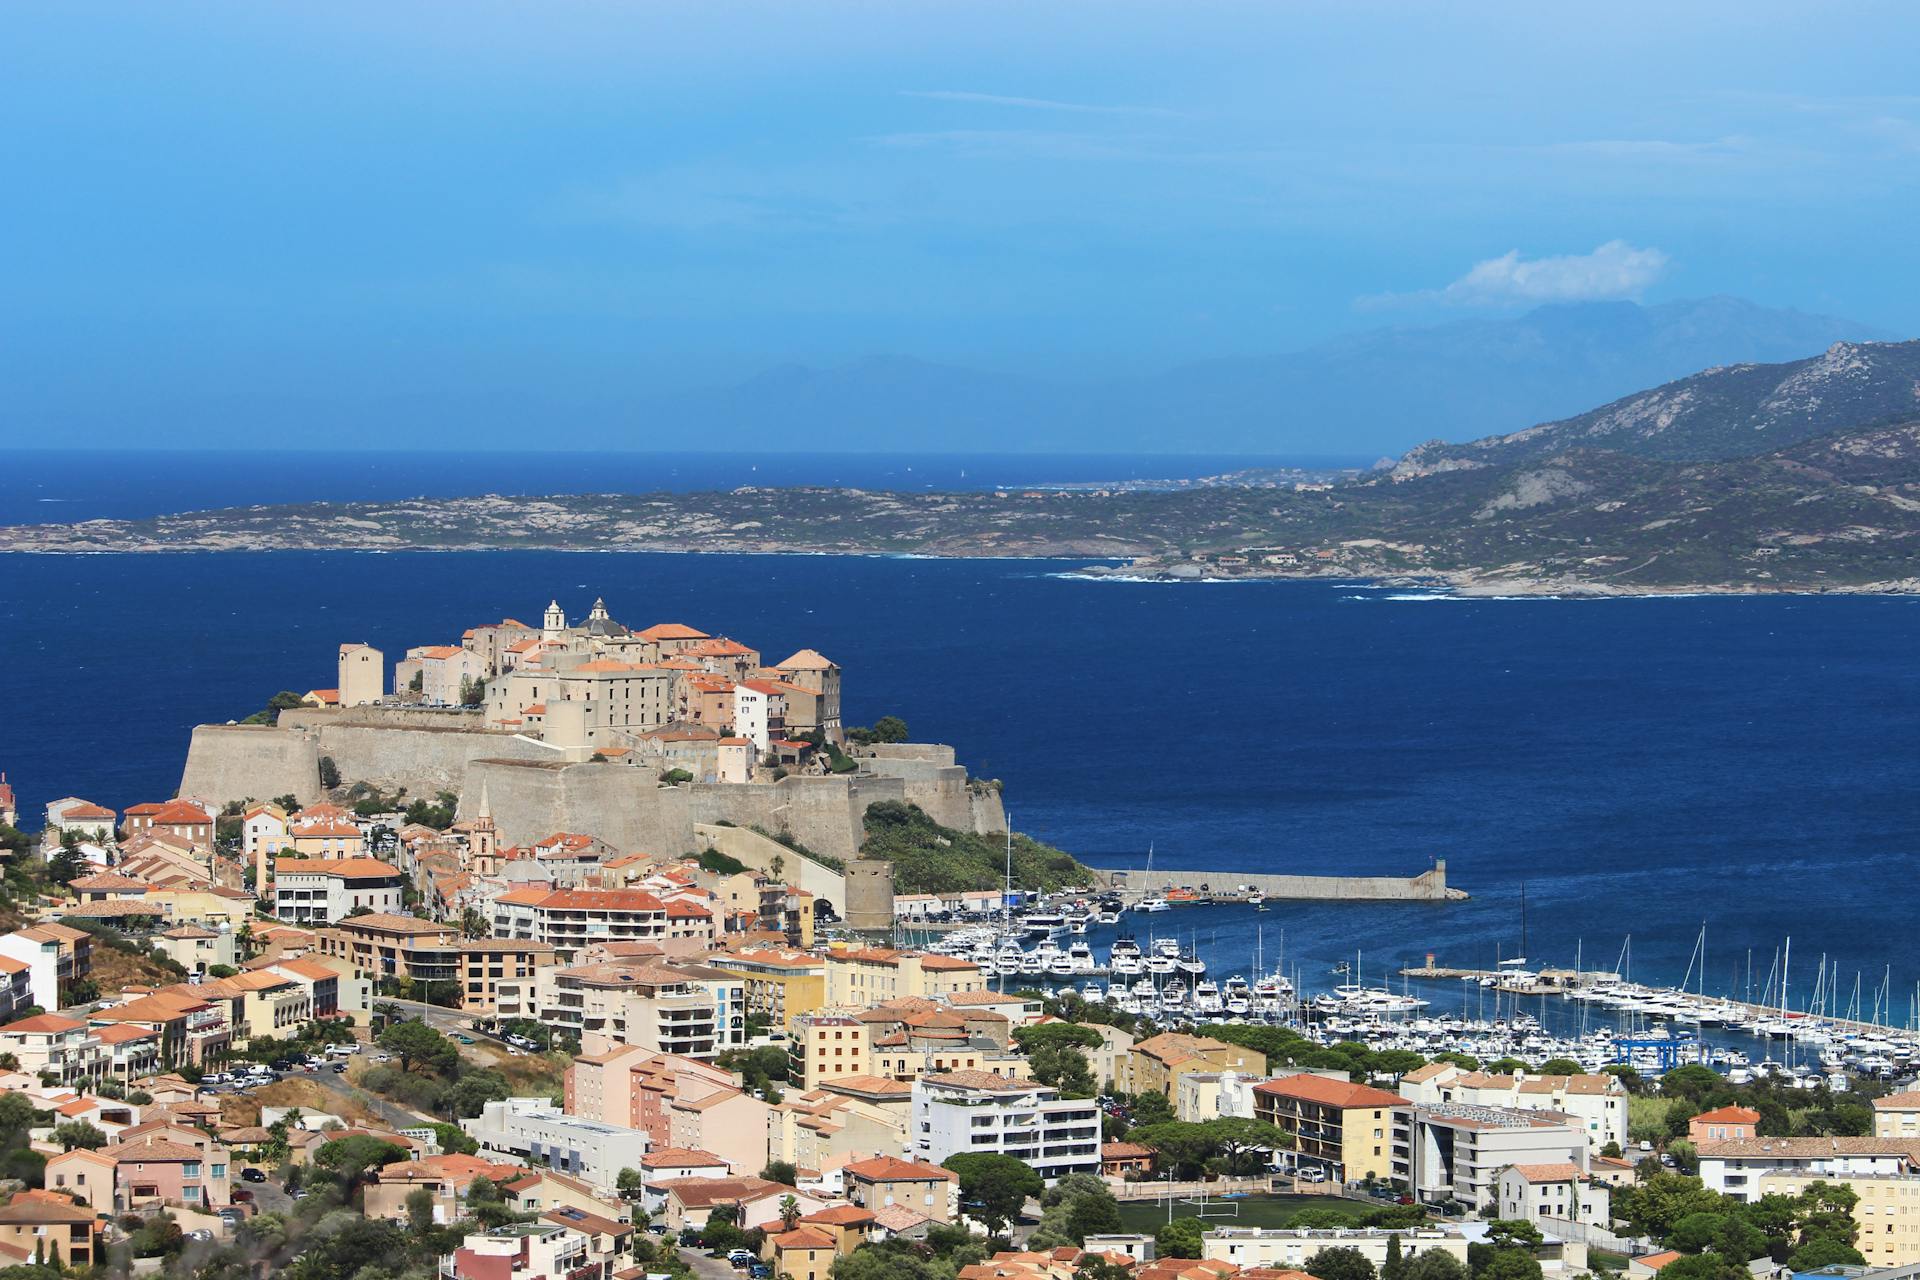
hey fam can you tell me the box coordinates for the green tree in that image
[49,1120,106,1151]
[1475,1251,1544,1280]
[1305,1246,1378,1280]
[318,756,341,789]
[1403,1253,1470,1280]
[1614,1173,1726,1239]
[1656,1255,1743,1280]
[406,1185,436,1234]
[1787,1239,1866,1271]
[1795,1180,1860,1248]
[942,1153,1042,1234]
[872,715,909,743]
[443,1068,511,1119]
[761,1160,799,1186]
[1537,1058,1583,1076]
[778,1194,801,1230]
[1156,1217,1205,1261]
[378,1018,456,1074]
[616,1167,645,1201]
[313,1135,410,1184]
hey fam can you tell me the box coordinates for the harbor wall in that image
[1095,861,1461,902]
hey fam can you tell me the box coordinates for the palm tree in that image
[235,921,255,960]
[777,1194,800,1231]
[374,1001,403,1030]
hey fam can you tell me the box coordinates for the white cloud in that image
[1361,240,1671,310]
[901,89,1178,118]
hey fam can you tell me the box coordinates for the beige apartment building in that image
[314,912,556,1014]
[823,947,985,1007]
[498,959,744,1060]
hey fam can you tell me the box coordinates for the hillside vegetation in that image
[858,801,1096,895]
[7,339,1920,592]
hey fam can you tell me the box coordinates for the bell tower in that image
[543,599,566,639]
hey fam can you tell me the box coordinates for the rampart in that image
[179,708,1014,862]
[693,822,846,910]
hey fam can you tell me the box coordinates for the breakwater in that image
[1094,860,1463,902]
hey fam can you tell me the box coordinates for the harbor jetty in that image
[1095,859,1463,902]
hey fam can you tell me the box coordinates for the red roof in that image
[843,1155,956,1183]
[1691,1104,1761,1125]
[1252,1076,1410,1109]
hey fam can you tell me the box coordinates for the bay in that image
[1,547,1916,1007]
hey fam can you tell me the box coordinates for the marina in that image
[905,895,1920,1088]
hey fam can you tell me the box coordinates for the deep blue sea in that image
[2,452,1917,1013]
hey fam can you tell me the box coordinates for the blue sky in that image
[4,1,1919,446]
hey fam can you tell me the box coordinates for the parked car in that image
[241,1168,267,1183]
[231,1189,254,1204]
[331,1062,348,1073]
[726,1249,755,1268]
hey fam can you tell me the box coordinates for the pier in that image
[1096,860,1464,903]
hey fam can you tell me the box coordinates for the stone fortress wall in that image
[178,709,1005,867]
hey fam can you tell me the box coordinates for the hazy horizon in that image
[6,3,1920,452]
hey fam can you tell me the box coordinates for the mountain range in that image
[8,333,1920,594]
[637,297,1890,455]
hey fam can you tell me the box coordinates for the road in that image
[678,1246,744,1280]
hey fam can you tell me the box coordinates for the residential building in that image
[1495,1162,1612,1228]
[823,947,986,1007]
[1694,1136,1920,1201]
[771,649,843,739]
[364,1153,529,1224]
[462,1098,649,1193]
[1177,1069,1263,1123]
[1131,1032,1266,1100]
[1401,1064,1628,1156]
[0,1015,104,1087]
[399,644,485,707]
[910,1071,1103,1184]
[0,923,94,1008]
[272,858,406,924]
[121,800,215,847]
[768,1076,915,1176]
[313,913,555,1014]
[493,887,668,956]
[1404,1104,1589,1208]
[1203,1227,1472,1272]
[43,799,116,846]
[499,959,740,1059]
[99,1135,231,1214]
[445,1219,622,1280]
[1875,1092,1920,1139]
[842,1155,957,1223]
[762,1225,840,1280]
[1251,1075,1411,1185]
[1690,1105,1761,1144]
[789,1013,871,1090]
[153,923,234,976]
[711,947,827,1030]
[654,1175,828,1232]
[0,1192,98,1267]
[667,1085,774,1179]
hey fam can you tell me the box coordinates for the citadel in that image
[180,598,1007,909]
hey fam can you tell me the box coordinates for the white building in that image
[910,1070,1102,1184]
[1694,1137,1920,1202]
[491,888,668,954]
[1406,1104,1588,1209]
[1176,1070,1266,1123]
[43,798,116,845]
[241,805,290,859]
[1205,1227,1472,1272]
[272,858,406,925]
[1495,1162,1612,1227]
[462,1097,649,1192]
[733,684,770,752]
[1401,1064,1627,1156]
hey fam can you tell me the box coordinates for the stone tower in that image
[542,599,567,640]
[843,858,896,933]
[338,643,384,707]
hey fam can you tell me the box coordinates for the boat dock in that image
[1096,860,1465,903]
[1397,965,1621,996]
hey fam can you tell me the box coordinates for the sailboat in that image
[1136,842,1171,912]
